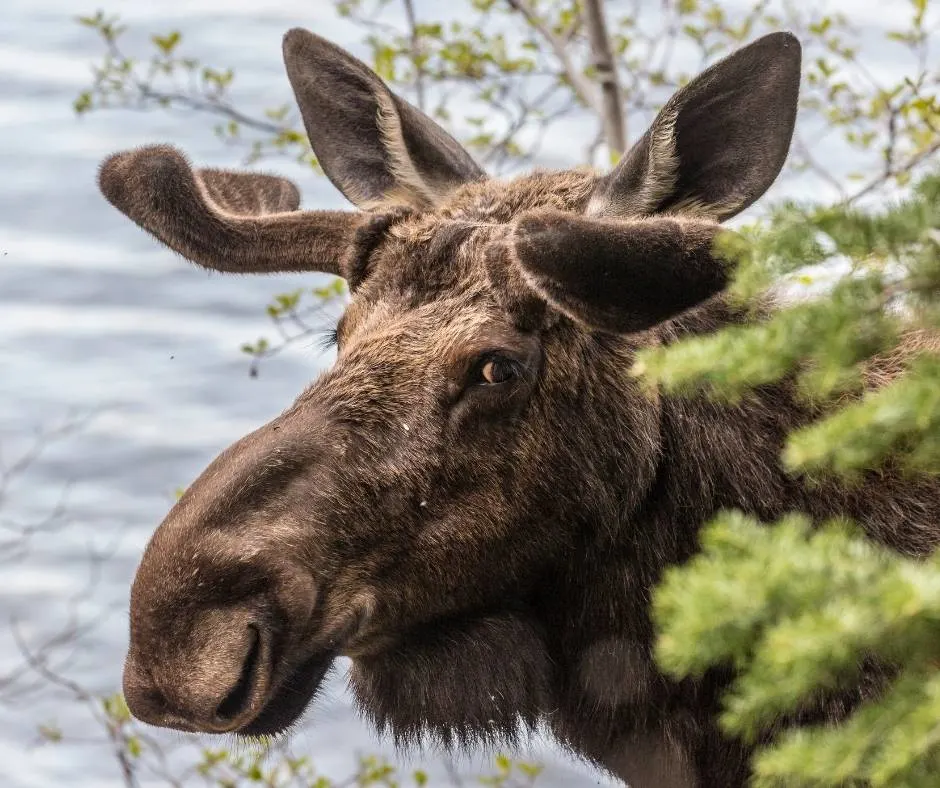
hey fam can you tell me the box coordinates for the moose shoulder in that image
[99,28,940,788]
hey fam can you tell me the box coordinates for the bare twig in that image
[136,87,284,134]
[402,0,427,111]
[505,0,601,116]
[13,625,141,788]
[845,139,940,204]
[583,0,626,154]
[245,292,345,377]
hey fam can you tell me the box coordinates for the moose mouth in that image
[234,648,336,737]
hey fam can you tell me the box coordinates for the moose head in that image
[101,27,800,780]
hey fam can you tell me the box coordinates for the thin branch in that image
[505,0,601,116]
[585,127,606,166]
[14,627,140,788]
[136,87,284,134]
[845,138,940,204]
[402,0,427,111]
[583,0,627,153]
[94,34,292,138]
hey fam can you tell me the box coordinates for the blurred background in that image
[1,0,936,785]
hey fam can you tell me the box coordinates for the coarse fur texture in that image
[100,28,939,787]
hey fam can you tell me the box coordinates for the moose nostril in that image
[215,625,262,722]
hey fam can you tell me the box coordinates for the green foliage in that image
[74,10,315,166]
[647,175,940,784]
[191,747,428,787]
[114,718,541,787]
[635,172,940,477]
[240,279,347,376]
[39,685,546,787]
[785,354,940,476]
[75,1,939,186]
[655,512,940,786]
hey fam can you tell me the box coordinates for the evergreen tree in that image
[650,173,940,787]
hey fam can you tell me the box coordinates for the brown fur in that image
[98,145,362,275]
[100,29,939,787]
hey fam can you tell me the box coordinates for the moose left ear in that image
[511,210,730,334]
[588,32,802,221]
[283,28,485,211]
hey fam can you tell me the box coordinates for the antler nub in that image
[98,144,361,277]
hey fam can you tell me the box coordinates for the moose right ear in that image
[511,210,731,335]
[283,29,486,211]
[588,32,802,222]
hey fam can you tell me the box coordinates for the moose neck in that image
[534,300,819,785]
[533,302,938,785]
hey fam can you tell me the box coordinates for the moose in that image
[99,28,939,787]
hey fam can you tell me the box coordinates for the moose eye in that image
[476,356,519,386]
[449,345,538,428]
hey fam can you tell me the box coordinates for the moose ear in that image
[589,32,801,222]
[98,145,363,276]
[283,29,485,211]
[512,210,730,334]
